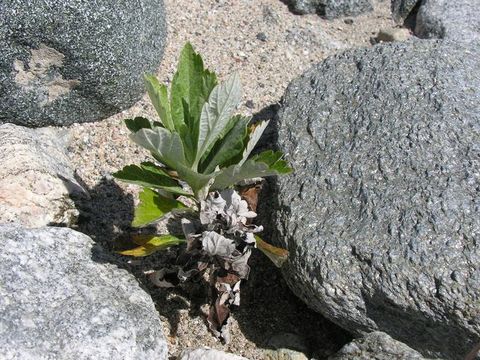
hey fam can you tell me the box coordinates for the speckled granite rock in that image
[180,348,248,360]
[415,0,480,44]
[0,224,168,360]
[0,0,166,127]
[328,332,425,359]
[0,123,85,227]
[284,0,373,19]
[272,40,480,359]
[390,0,419,23]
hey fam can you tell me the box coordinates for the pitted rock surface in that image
[284,0,372,18]
[328,332,425,359]
[0,224,168,360]
[415,0,480,44]
[272,39,480,359]
[0,0,166,126]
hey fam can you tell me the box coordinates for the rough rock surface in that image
[284,0,373,19]
[272,39,480,359]
[0,123,85,227]
[264,349,309,360]
[0,224,168,360]
[179,348,248,360]
[390,0,419,23]
[0,0,166,127]
[328,332,425,359]
[415,0,480,44]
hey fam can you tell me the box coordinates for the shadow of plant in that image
[65,174,202,340]
[233,104,352,358]
[63,103,351,358]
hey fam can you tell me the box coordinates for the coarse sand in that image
[67,0,398,358]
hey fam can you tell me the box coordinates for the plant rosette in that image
[113,43,291,341]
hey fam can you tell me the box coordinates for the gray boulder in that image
[0,224,168,359]
[272,39,480,359]
[328,332,426,359]
[390,0,419,23]
[284,0,373,19]
[0,123,85,227]
[415,0,480,44]
[0,0,166,127]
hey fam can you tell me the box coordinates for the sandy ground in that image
[67,0,396,358]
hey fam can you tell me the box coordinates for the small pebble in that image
[344,18,354,25]
[245,100,255,109]
[256,32,268,42]
[376,28,411,42]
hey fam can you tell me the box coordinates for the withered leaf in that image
[216,272,240,285]
[255,235,289,268]
[207,298,230,340]
[202,231,236,257]
[239,183,262,212]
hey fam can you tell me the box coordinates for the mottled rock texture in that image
[390,0,419,23]
[328,332,425,359]
[284,0,373,19]
[0,0,166,127]
[415,0,480,44]
[0,123,85,227]
[272,40,480,359]
[0,224,168,360]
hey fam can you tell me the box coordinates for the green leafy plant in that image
[113,43,291,341]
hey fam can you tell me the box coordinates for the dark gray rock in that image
[415,0,480,44]
[272,39,480,359]
[0,0,166,127]
[328,332,426,359]
[391,0,419,23]
[0,224,168,359]
[284,0,373,19]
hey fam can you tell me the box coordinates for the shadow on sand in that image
[63,103,351,358]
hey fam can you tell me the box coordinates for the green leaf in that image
[171,42,218,140]
[112,162,192,196]
[195,73,242,167]
[251,150,292,174]
[198,115,250,174]
[239,120,269,165]
[133,188,187,227]
[176,165,216,197]
[255,235,289,268]
[144,75,174,131]
[211,150,292,190]
[129,127,187,170]
[124,117,152,133]
[119,234,186,257]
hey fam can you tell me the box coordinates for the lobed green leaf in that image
[239,120,269,165]
[211,150,292,190]
[199,115,250,174]
[195,73,242,168]
[171,42,218,163]
[129,127,187,170]
[144,75,174,131]
[112,162,192,196]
